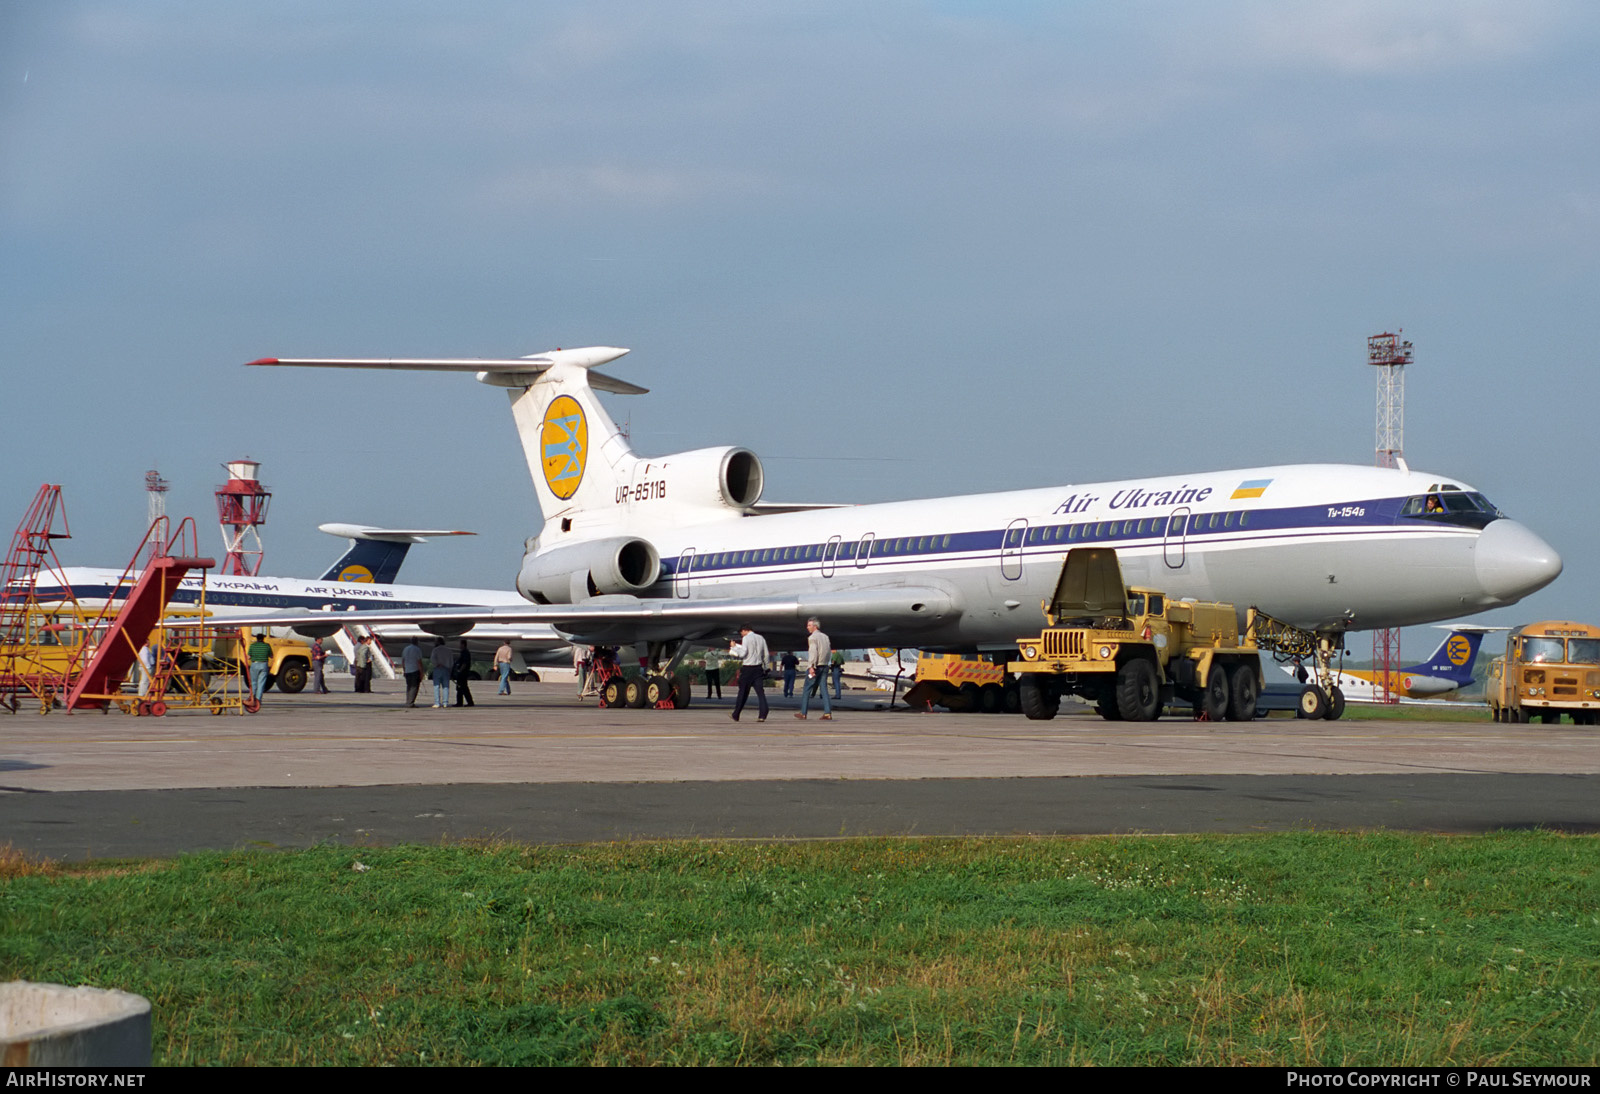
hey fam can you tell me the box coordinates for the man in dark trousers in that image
[310,637,330,694]
[453,639,475,707]
[729,624,769,722]
[401,639,423,708]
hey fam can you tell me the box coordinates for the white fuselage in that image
[530,463,1560,652]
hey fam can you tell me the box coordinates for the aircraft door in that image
[675,549,695,598]
[822,536,841,578]
[855,533,875,568]
[1164,508,1189,568]
[1001,519,1028,582]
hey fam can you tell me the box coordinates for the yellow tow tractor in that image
[902,652,1016,714]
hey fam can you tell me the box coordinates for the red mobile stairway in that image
[67,522,214,712]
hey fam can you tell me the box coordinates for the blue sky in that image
[4,1,1597,655]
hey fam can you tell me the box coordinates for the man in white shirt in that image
[729,624,769,722]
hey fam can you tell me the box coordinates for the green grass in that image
[3,834,1596,1065]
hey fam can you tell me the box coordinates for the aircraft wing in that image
[167,586,959,647]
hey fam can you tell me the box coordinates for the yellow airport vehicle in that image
[0,607,100,713]
[1008,548,1341,722]
[903,652,1014,714]
[209,630,315,693]
[1486,621,1600,725]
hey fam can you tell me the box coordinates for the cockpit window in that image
[1399,491,1501,529]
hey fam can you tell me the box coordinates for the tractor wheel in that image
[1227,665,1259,721]
[1115,659,1161,722]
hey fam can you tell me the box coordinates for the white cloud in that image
[1239,0,1575,74]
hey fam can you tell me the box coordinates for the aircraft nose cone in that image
[1475,519,1562,603]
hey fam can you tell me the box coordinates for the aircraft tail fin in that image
[1404,629,1486,685]
[497,349,645,525]
[316,524,475,583]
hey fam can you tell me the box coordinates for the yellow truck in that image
[205,631,315,693]
[1008,548,1264,722]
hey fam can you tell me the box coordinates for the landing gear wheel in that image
[1226,665,1258,721]
[600,679,624,708]
[1326,686,1345,721]
[1201,666,1229,722]
[645,675,672,707]
[1115,659,1162,722]
[625,677,649,709]
[979,683,1004,714]
[1298,685,1329,720]
[670,675,691,709]
[1019,675,1057,720]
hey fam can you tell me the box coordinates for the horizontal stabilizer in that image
[318,523,475,544]
[248,347,648,395]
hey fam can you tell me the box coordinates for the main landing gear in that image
[594,640,694,711]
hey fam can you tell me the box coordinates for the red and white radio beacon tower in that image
[215,460,271,576]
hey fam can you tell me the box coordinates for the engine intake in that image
[622,446,763,512]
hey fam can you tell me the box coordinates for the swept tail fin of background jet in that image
[1402,625,1502,687]
[316,523,475,583]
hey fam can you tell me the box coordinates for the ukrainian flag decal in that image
[1231,478,1272,500]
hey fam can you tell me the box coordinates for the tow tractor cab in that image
[1009,548,1266,722]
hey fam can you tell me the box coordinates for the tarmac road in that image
[2,679,1595,859]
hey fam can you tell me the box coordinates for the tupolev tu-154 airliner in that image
[232,346,1562,709]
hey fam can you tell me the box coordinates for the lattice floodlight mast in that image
[1370,332,1412,470]
[145,469,169,553]
[1369,332,1412,703]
